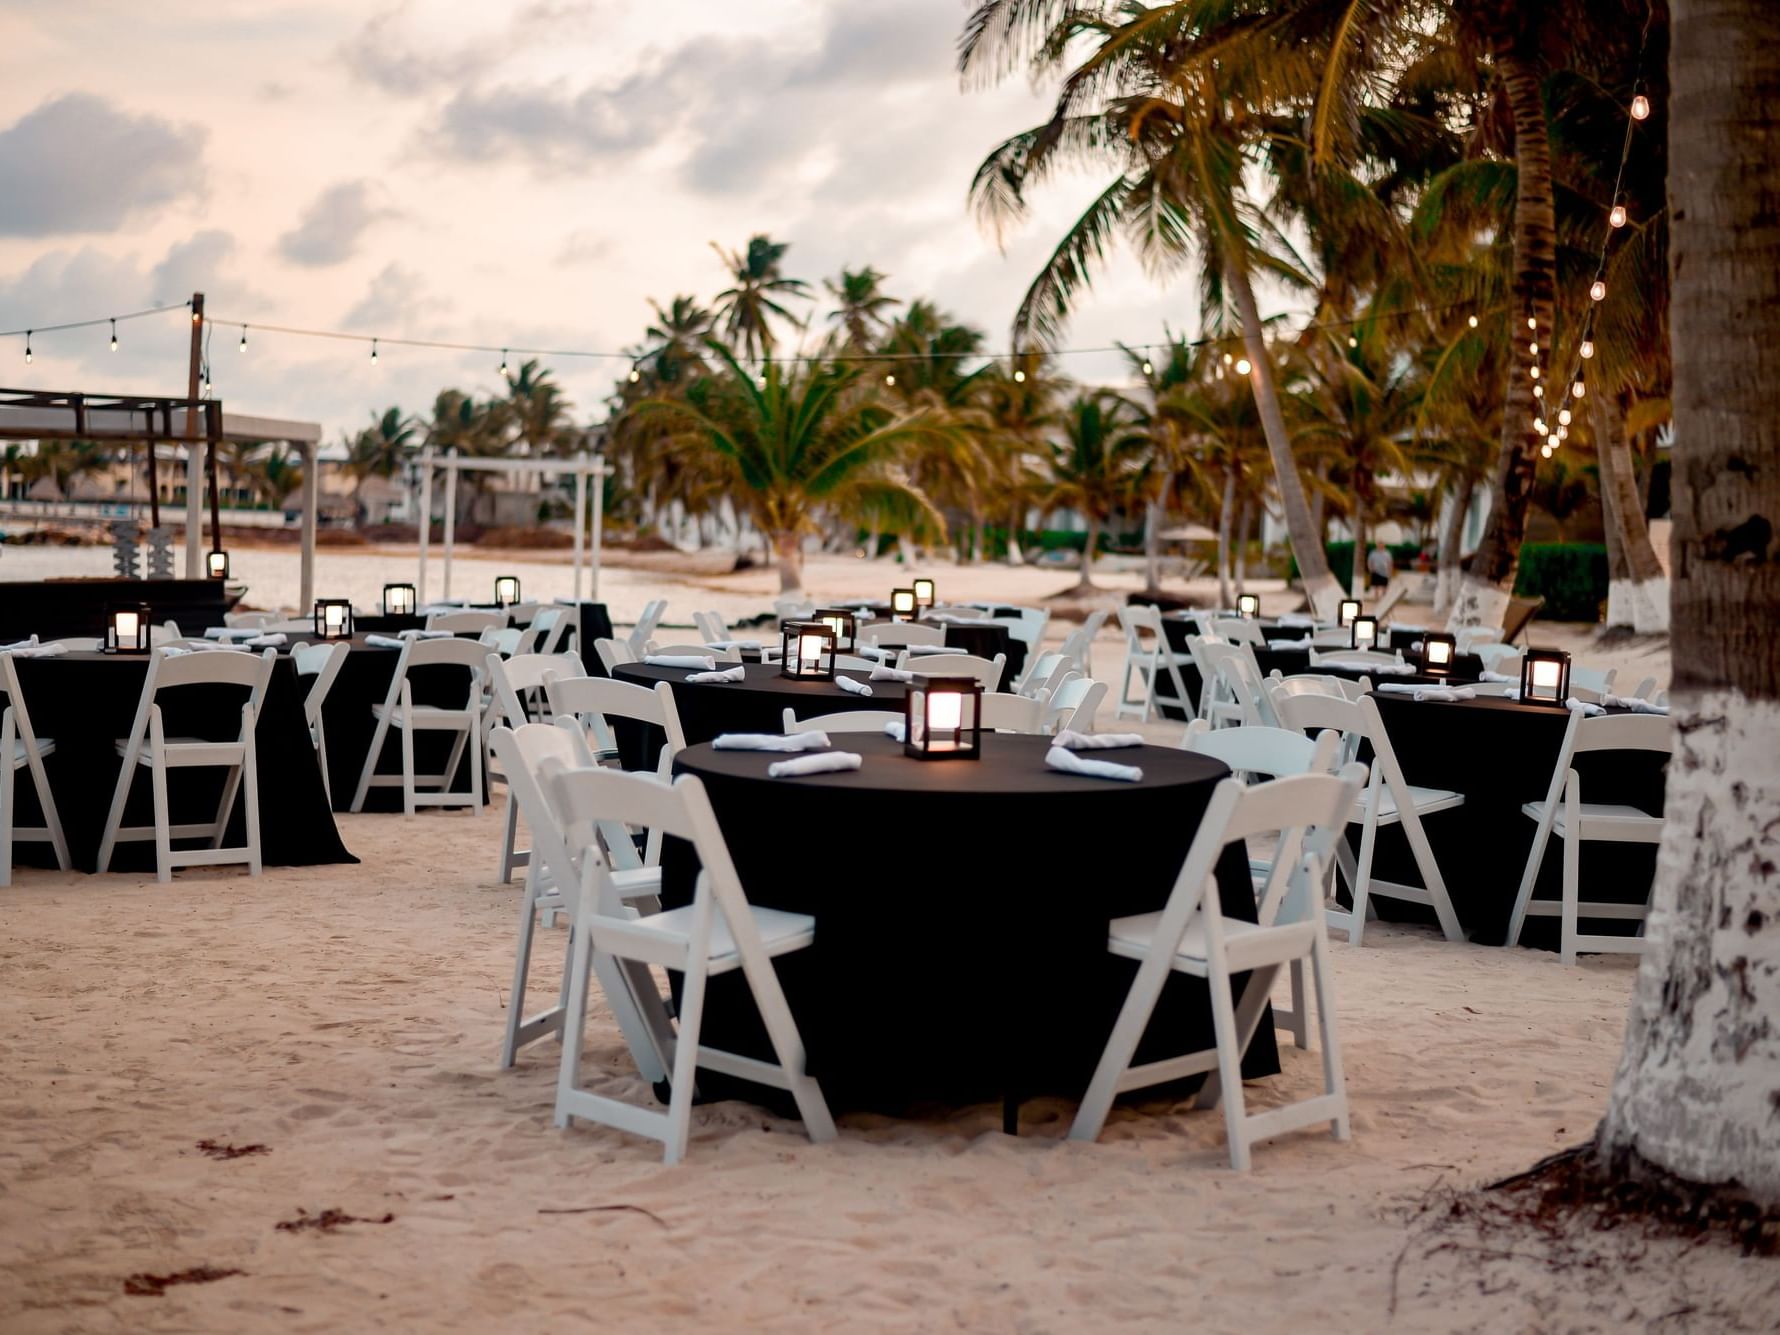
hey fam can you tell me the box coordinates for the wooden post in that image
[589,457,604,600]
[441,453,457,601]
[572,455,587,601]
[299,439,317,611]
[183,292,204,576]
[416,451,433,603]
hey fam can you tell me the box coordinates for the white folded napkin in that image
[707,639,762,652]
[365,634,409,649]
[1045,745,1143,783]
[1317,658,1413,675]
[1602,693,1670,715]
[204,626,260,641]
[901,644,966,655]
[1375,683,1475,702]
[643,654,716,671]
[1269,640,1311,651]
[714,732,831,752]
[1276,613,1318,627]
[869,665,914,683]
[2,641,67,658]
[0,635,38,652]
[834,675,872,697]
[1569,698,1607,716]
[1054,729,1144,750]
[246,633,287,648]
[768,751,863,778]
[923,611,993,625]
[686,665,745,683]
[1480,670,1519,684]
[883,720,906,742]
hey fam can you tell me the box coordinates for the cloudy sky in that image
[1,0,1214,446]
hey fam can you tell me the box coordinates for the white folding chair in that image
[625,598,669,657]
[224,611,277,630]
[489,650,589,883]
[859,621,945,650]
[1474,644,1523,673]
[291,640,349,807]
[1200,640,1276,728]
[0,654,71,885]
[900,651,1005,691]
[1018,651,1074,700]
[489,722,671,1075]
[693,611,730,643]
[1182,718,1343,1049]
[592,637,635,674]
[1271,693,1466,945]
[1567,665,1619,704]
[1068,765,1366,1169]
[429,609,505,634]
[782,707,902,735]
[349,638,489,815]
[532,607,573,656]
[479,626,528,659]
[1209,617,1267,649]
[1114,605,1192,722]
[979,691,1044,733]
[1308,648,1404,669]
[1044,675,1107,735]
[546,673,688,835]
[1456,625,1505,654]
[1505,711,1671,963]
[96,647,274,883]
[548,766,837,1163]
[45,637,103,651]
[648,640,742,664]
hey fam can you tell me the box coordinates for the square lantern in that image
[1338,598,1362,628]
[382,582,417,617]
[1520,648,1571,707]
[779,620,837,680]
[912,577,936,610]
[1237,592,1261,619]
[1350,615,1379,651]
[890,588,918,620]
[493,574,522,607]
[904,674,984,760]
[104,603,151,654]
[206,549,230,580]
[314,598,354,641]
[812,607,858,653]
[1419,631,1458,677]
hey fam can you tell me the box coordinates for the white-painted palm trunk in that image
[1606,577,1672,634]
[1598,691,1780,1200]
[1446,576,1514,636]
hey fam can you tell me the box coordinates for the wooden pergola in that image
[0,388,325,605]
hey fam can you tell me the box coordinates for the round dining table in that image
[659,732,1276,1117]
[6,649,356,872]
[612,660,913,746]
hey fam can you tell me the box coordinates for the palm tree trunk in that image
[1597,0,1780,1203]
[1233,496,1251,595]
[1350,503,1367,600]
[1142,495,1165,597]
[1006,505,1025,565]
[1216,471,1235,608]
[1434,473,1475,616]
[1596,394,1670,631]
[1225,257,1341,618]
[772,530,804,593]
[1450,46,1558,630]
[1073,518,1100,593]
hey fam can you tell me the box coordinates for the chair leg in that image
[315,719,332,810]
[26,746,71,873]
[1506,807,1558,948]
[1310,930,1351,1140]
[400,724,416,817]
[149,747,173,885]
[468,720,484,816]
[497,791,520,883]
[1067,952,1176,1143]
[1206,961,1253,1172]
[210,763,243,850]
[242,722,262,877]
[96,735,144,874]
[0,752,14,889]
[552,911,596,1129]
[501,869,541,1069]
[1560,830,1580,966]
[662,958,710,1166]
[349,712,391,813]
[737,944,836,1144]
[1349,812,1381,947]
[1399,804,1465,942]
[1287,959,1309,1050]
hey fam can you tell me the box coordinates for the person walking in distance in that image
[1366,538,1394,593]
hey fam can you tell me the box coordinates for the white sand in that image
[5,549,1756,1331]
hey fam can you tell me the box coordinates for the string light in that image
[1580,341,1595,359]
[1631,94,1651,120]
[1529,366,1539,379]
[1541,443,1554,458]
[24,331,32,364]
[1141,358,1153,375]
[1013,368,1026,383]
[884,373,896,386]
[109,318,117,352]
[1526,316,1537,331]
[627,364,640,383]
[1609,204,1628,228]
[1556,425,1568,440]
[1235,357,1251,375]
[1467,314,1479,328]
[1572,380,1586,398]
[1534,418,1548,434]
[239,325,248,352]
[1590,280,1607,301]
[1223,353,1234,366]
[1558,408,1572,425]
[1534,384,1544,398]
[499,349,510,379]
[1347,335,1358,348]
[370,337,379,364]
[1529,342,1538,355]
[756,374,767,390]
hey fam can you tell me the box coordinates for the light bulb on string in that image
[1141,359,1153,375]
[370,338,379,364]
[1529,341,1538,355]
[1530,366,1539,379]
[24,331,31,364]
[1573,380,1586,398]
[627,364,640,383]
[1467,314,1479,329]
[1580,341,1595,359]
[1610,204,1628,228]
[239,326,248,352]
[1235,357,1251,375]
[1534,418,1548,434]
[1533,384,1544,398]
[1556,425,1568,441]
[1558,408,1572,426]
[1347,335,1358,348]
[884,373,895,387]
[1526,316,1537,331]
[756,374,767,390]
[1590,280,1607,301]
[499,349,510,379]
[1013,368,1025,383]
[1541,443,1554,458]
[1223,353,1234,366]
[1631,94,1650,120]
[109,318,118,352]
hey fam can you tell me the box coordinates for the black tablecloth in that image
[557,602,615,671]
[783,615,1026,686]
[1363,695,1667,946]
[7,652,355,871]
[612,660,912,750]
[663,733,1275,1111]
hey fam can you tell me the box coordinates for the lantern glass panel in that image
[1338,598,1361,628]
[314,599,354,640]
[903,674,982,760]
[105,603,151,653]
[812,608,857,651]
[206,550,230,580]
[1520,649,1571,706]
[1237,593,1260,619]
[1351,616,1378,650]
[382,583,416,616]
[890,588,917,619]
[778,620,836,680]
[912,578,936,608]
[1420,632,1456,676]
[494,575,521,607]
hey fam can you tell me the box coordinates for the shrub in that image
[1297,540,1422,589]
[1514,543,1608,621]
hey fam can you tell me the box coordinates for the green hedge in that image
[1315,541,1422,590]
[1514,543,1608,621]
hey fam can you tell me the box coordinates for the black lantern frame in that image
[1419,631,1458,677]
[890,588,918,621]
[382,582,417,617]
[206,549,230,580]
[812,608,858,653]
[912,577,936,610]
[780,620,838,681]
[314,598,354,641]
[104,602,151,654]
[903,673,984,761]
[1237,592,1261,619]
[1350,615,1379,652]
[1519,648,1572,707]
[493,574,522,607]
[1338,598,1362,628]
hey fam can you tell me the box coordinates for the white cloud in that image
[279,181,395,267]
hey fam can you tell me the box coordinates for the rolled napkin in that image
[414,629,455,638]
[1054,729,1144,750]
[204,626,260,641]
[1276,613,1318,627]
[1602,693,1670,715]
[768,751,863,778]
[1374,683,1476,701]
[923,611,993,625]
[3,641,67,658]
[860,643,964,660]
[869,665,914,683]
[686,664,745,684]
[883,720,906,743]
[365,634,409,649]
[1569,698,1607,717]
[834,675,873,697]
[1269,640,1311,651]
[714,731,831,752]
[707,639,762,652]
[0,635,39,652]
[643,654,717,671]
[1045,745,1143,783]
[1317,657,1414,675]
[1480,670,1519,684]
[246,633,287,648]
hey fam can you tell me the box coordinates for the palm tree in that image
[978,352,1063,566]
[506,360,574,457]
[1122,332,1206,596]
[18,439,108,500]
[960,1,1344,616]
[710,235,810,362]
[1042,391,1149,594]
[640,295,716,386]
[639,342,951,593]
[426,389,511,523]
[342,407,417,520]
[824,267,901,350]
[241,444,304,509]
